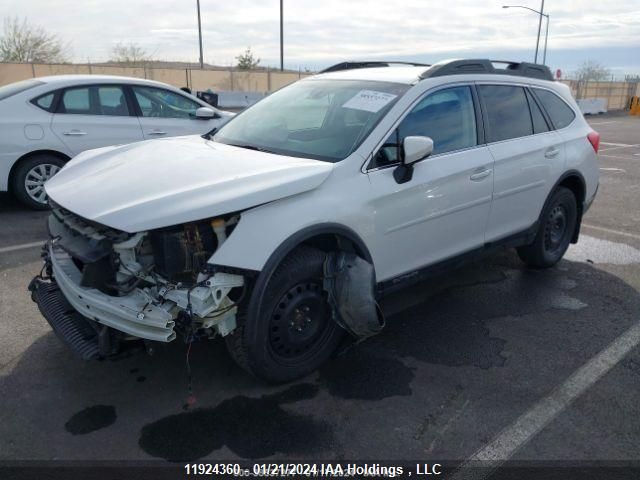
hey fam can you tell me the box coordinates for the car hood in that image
[45,136,334,232]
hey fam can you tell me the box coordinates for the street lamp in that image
[280,0,284,71]
[502,3,550,65]
[196,0,204,69]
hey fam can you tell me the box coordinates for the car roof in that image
[311,59,556,86]
[35,74,178,89]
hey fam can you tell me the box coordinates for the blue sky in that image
[4,0,639,77]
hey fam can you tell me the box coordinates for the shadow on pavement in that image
[1,251,639,462]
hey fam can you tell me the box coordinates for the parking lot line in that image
[455,321,640,479]
[583,223,640,241]
[599,144,640,152]
[0,241,45,254]
[600,142,637,147]
[599,154,636,160]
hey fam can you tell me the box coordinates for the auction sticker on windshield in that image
[342,90,397,113]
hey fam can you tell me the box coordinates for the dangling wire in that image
[184,339,196,409]
[182,279,207,410]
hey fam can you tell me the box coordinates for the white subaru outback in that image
[30,59,599,383]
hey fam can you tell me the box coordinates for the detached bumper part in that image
[29,244,176,359]
[29,278,102,360]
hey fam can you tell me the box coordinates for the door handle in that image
[62,130,87,136]
[545,147,560,158]
[470,168,492,181]
[148,130,167,135]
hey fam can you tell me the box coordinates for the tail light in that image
[587,131,600,153]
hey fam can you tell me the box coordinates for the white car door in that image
[478,84,566,242]
[366,85,495,282]
[131,86,223,139]
[50,84,144,155]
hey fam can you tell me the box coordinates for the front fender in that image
[209,192,373,273]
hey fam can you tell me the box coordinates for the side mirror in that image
[403,136,433,164]
[195,106,216,119]
[393,136,434,184]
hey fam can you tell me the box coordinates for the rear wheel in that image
[225,246,344,383]
[517,186,577,268]
[11,154,65,210]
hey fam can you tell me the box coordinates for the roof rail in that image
[420,59,554,81]
[320,61,431,74]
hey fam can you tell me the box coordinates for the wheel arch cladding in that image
[9,149,70,190]
[556,171,586,243]
[244,223,375,341]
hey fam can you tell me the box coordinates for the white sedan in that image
[0,75,233,209]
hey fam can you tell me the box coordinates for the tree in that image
[235,47,260,70]
[110,42,150,64]
[0,17,68,63]
[576,60,611,81]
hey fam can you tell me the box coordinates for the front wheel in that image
[225,246,344,383]
[517,186,577,268]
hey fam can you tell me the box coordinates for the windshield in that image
[213,79,409,162]
[0,79,44,101]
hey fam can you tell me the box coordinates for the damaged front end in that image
[29,203,247,360]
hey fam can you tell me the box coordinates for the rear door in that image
[130,85,223,139]
[51,84,144,155]
[478,84,566,242]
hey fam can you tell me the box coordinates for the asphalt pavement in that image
[1,113,639,467]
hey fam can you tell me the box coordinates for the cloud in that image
[2,0,639,72]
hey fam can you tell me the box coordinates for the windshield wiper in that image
[226,143,278,155]
[201,127,218,140]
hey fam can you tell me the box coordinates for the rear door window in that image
[532,88,576,129]
[60,87,92,114]
[96,86,129,116]
[58,85,130,116]
[478,85,533,142]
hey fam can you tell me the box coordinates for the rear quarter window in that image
[532,88,576,129]
[31,92,56,112]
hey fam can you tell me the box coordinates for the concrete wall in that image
[560,79,639,111]
[0,62,310,93]
[3,62,637,111]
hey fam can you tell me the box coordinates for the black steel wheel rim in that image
[544,204,568,253]
[268,281,332,363]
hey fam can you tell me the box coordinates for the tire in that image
[11,154,65,210]
[517,186,577,268]
[225,246,344,383]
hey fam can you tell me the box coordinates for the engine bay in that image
[47,204,245,340]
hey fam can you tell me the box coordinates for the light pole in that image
[502,4,550,64]
[280,0,284,71]
[197,0,204,69]
[542,13,549,65]
[534,0,544,63]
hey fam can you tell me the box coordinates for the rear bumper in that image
[32,244,176,344]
